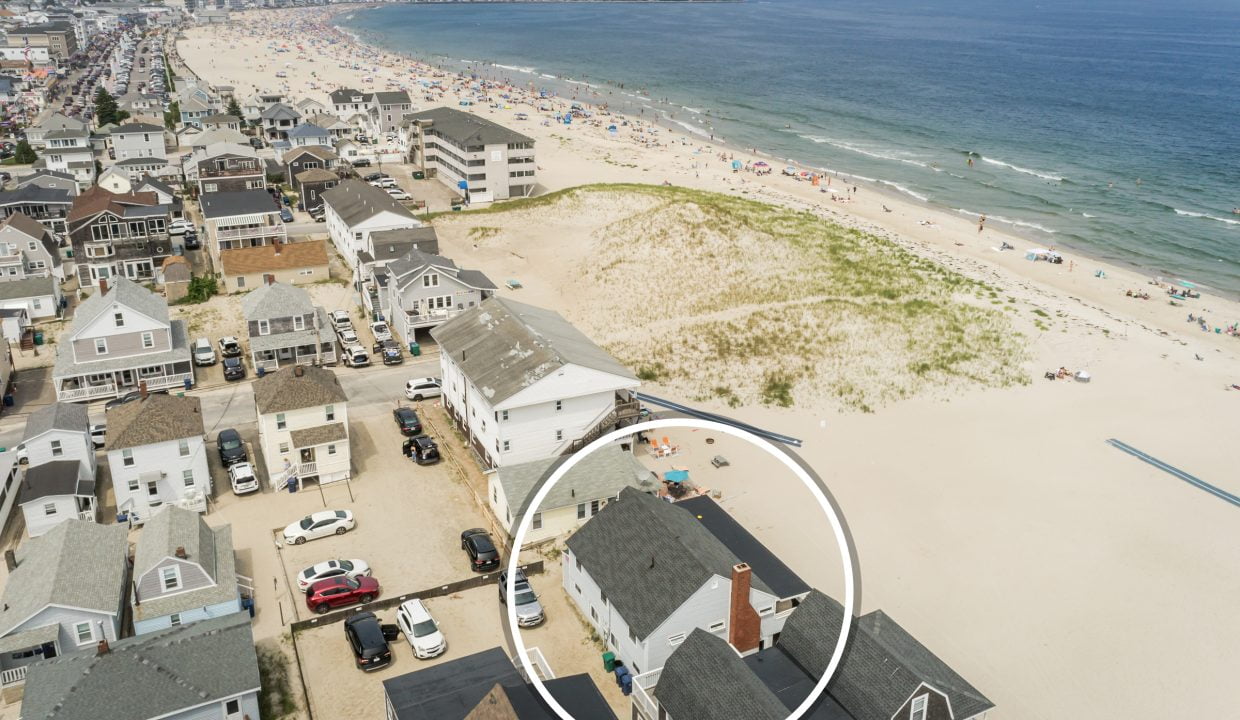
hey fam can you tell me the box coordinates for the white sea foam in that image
[495,63,537,75]
[1082,212,1096,218]
[800,136,941,172]
[877,181,928,202]
[1175,209,1240,226]
[680,106,703,114]
[667,117,712,138]
[540,73,556,79]
[981,157,1064,182]
[954,209,1056,233]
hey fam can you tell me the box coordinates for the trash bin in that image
[256,366,266,378]
[286,476,298,493]
[241,597,255,618]
[410,342,421,357]
[33,331,44,345]
[602,652,616,672]
[451,205,462,212]
[2,395,13,407]
[412,170,425,180]
[183,377,192,391]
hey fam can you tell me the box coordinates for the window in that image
[178,438,189,456]
[708,620,726,633]
[423,273,439,288]
[182,469,195,488]
[325,405,335,422]
[32,298,42,309]
[74,622,93,645]
[161,566,181,591]
[127,479,140,492]
[225,699,240,715]
[502,440,510,452]
[43,503,57,516]
[278,442,289,453]
[276,413,286,430]
[204,183,218,192]
[147,481,159,497]
[575,584,581,595]
[667,632,686,646]
[122,449,135,467]
[590,499,600,515]
[590,607,598,621]
[95,338,108,355]
[257,319,270,335]
[910,695,928,720]
[555,430,563,442]
[113,311,124,327]
[758,605,775,617]
[555,400,562,411]
[577,503,586,520]
[293,315,305,331]
[532,512,542,530]
[500,410,508,421]
[170,613,181,627]
[141,332,154,349]
[327,444,337,455]
[50,440,62,457]
[492,486,497,503]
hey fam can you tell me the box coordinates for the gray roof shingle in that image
[105,393,204,451]
[407,107,533,146]
[253,365,348,414]
[321,179,417,227]
[54,319,190,379]
[0,276,57,303]
[367,227,440,259]
[656,629,789,720]
[71,277,169,332]
[200,189,280,220]
[111,122,165,134]
[17,460,93,504]
[288,422,347,448]
[241,281,313,320]
[22,402,89,442]
[497,445,656,524]
[19,613,260,720]
[677,495,810,600]
[132,507,239,621]
[564,487,771,639]
[430,297,636,407]
[372,90,411,106]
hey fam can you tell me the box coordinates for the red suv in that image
[305,576,381,615]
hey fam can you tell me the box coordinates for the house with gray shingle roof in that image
[430,296,640,468]
[653,629,789,720]
[52,277,193,403]
[488,444,656,545]
[287,122,331,149]
[19,613,261,720]
[105,392,209,526]
[382,247,495,346]
[562,487,782,676]
[241,280,337,371]
[0,211,64,284]
[109,122,169,162]
[0,520,128,688]
[14,402,97,537]
[253,364,350,488]
[0,182,75,235]
[260,102,302,141]
[131,506,244,635]
[367,90,412,137]
[321,179,419,270]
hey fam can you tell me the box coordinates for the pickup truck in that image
[342,344,370,368]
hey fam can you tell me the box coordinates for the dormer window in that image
[423,273,439,288]
[910,694,928,720]
[161,565,181,591]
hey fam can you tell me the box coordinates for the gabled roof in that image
[430,296,636,407]
[134,505,221,582]
[0,184,74,206]
[371,90,411,106]
[200,113,240,124]
[388,248,496,293]
[200,189,279,220]
[329,88,364,103]
[282,144,337,164]
[192,141,258,162]
[0,277,52,301]
[221,239,328,276]
[0,520,128,637]
[260,102,300,120]
[43,128,90,141]
[295,168,339,184]
[287,123,328,138]
[253,365,348,415]
[70,276,169,334]
[0,211,49,240]
[365,226,440,260]
[407,107,533,146]
[778,590,994,720]
[657,629,788,720]
[20,613,260,720]
[135,174,176,197]
[565,487,772,639]
[321,179,417,227]
[497,444,657,523]
[22,401,88,443]
[106,392,204,451]
[677,495,810,600]
[111,122,164,134]
[66,186,161,224]
[241,280,313,321]
[17,460,93,505]
[188,128,247,148]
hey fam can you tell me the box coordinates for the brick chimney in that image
[273,237,281,256]
[264,273,275,285]
[174,546,187,559]
[294,365,304,377]
[98,278,109,295]
[96,638,110,656]
[139,381,148,400]
[728,563,761,654]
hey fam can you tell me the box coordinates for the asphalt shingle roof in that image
[372,90,411,106]
[22,401,88,443]
[260,102,301,120]
[367,227,439,258]
[19,613,260,720]
[430,297,636,407]
[253,365,347,415]
[497,445,656,523]
[221,239,329,277]
[321,179,416,226]
[17,460,93,504]
[105,393,204,451]
[287,123,328,138]
[0,183,74,205]
[656,629,789,720]
[282,145,337,165]
[71,276,169,331]
[110,122,165,134]
[0,276,57,303]
[241,281,313,320]
[288,422,347,449]
[200,189,280,220]
[54,320,190,379]
[677,495,810,600]
[565,487,771,639]
[132,507,239,621]
[407,107,533,146]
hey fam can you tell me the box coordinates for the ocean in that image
[339,0,1240,293]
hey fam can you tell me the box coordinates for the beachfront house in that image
[286,123,331,149]
[367,90,412,138]
[201,113,243,132]
[36,128,96,190]
[406,107,536,202]
[19,614,261,720]
[382,247,495,345]
[295,98,328,117]
[52,277,193,402]
[109,122,168,162]
[307,112,355,141]
[431,296,641,468]
[220,238,330,292]
[0,212,63,282]
[283,145,339,179]
[488,444,657,545]
[105,391,210,526]
[321,179,419,270]
[14,402,97,537]
[190,142,266,195]
[254,364,350,488]
[330,88,368,117]
[242,279,336,371]
[130,506,245,635]
[0,183,75,235]
[260,102,302,142]
[200,189,287,268]
[0,521,128,692]
[65,186,178,288]
[25,113,87,149]
[562,487,789,675]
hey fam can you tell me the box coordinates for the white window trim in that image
[257,319,270,336]
[667,632,686,646]
[708,619,726,633]
[161,565,182,591]
[95,338,108,355]
[141,331,154,348]
[293,315,305,331]
[910,694,928,720]
[73,621,95,646]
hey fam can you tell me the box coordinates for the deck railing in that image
[1,666,27,688]
[58,381,117,401]
[632,668,662,720]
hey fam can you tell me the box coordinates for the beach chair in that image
[506,279,523,290]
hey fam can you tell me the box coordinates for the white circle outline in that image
[507,418,856,720]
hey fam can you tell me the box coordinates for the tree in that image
[93,87,120,126]
[164,101,180,131]
[226,96,243,119]
[13,140,36,165]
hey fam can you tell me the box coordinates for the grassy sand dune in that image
[435,184,1028,411]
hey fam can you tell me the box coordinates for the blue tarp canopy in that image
[664,470,689,483]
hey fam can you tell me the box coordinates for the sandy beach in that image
[176,9,1240,718]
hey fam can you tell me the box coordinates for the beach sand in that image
[176,10,1240,718]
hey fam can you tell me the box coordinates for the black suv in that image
[344,612,392,672]
[403,435,440,465]
[460,528,501,572]
[217,429,247,466]
[222,356,246,381]
[393,407,422,436]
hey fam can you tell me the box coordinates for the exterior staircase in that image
[564,394,642,455]
[19,329,34,351]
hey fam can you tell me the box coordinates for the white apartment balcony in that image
[632,668,662,720]
[216,223,285,242]
[404,306,464,330]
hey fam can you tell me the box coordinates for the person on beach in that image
[978,214,986,233]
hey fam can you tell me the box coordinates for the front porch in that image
[55,366,193,402]
[286,422,350,486]
[252,342,337,373]
[0,624,61,700]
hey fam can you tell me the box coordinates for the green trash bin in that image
[33,331,44,345]
[412,170,425,180]
[410,342,421,357]
[602,652,616,672]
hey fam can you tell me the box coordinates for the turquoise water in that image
[341,0,1240,293]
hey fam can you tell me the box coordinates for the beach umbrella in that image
[754,161,769,168]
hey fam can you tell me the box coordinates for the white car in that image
[370,321,391,342]
[192,337,216,366]
[338,328,358,345]
[342,344,370,368]
[386,188,411,201]
[296,559,371,592]
[405,377,442,401]
[282,510,355,545]
[90,423,106,449]
[396,599,446,659]
[228,462,260,495]
[330,310,352,331]
[168,218,194,236]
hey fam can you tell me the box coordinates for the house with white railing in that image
[321,179,419,271]
[51,277,194,402]
[130,506,247,635]
[200,189,287,270]
[15,402,98,537]
[241,280,336,371]
[254,365,350,488]
[431,296,640,469]
[105,390,210,526]
[0,521,128,693]
[382,247,495,347]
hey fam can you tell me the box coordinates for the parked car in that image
[402,434,440,465]
[218,336,242,357]
[222,356,246,381]
[404,377,442,401]
[330,310,352,332]
[228,462,260,495]
[309,207,326,222]
[396,599,447,659]
[369,177,396,189]
[305,574,379,614]
[297,559,371,592]
[460,528,501,572]
[393,407,422,436]
[386,188,411,201]
[216,428,247,466]
[343,612,392,671]
[90,423,106,449]
[369,320,392,342]
[183,233,201,250]
[279,208,294,223]
[374,339,402,365]
[168,218,193,236]
[283,509,355,545]
[192,337,216,366]
[351,158,371,168]
[498,568,545,627]
[249,136,264,149]
[362,172,385,182]
[342,344,370,368]
[337,328,359,345]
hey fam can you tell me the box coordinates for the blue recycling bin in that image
[183,377,192,391]
[286,476,298,493]
[241,598,255,617]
